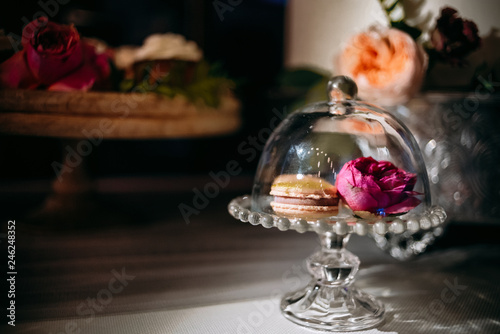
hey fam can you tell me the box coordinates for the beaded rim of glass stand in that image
[228,196,447,236]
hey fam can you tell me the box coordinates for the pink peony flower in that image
[336,157,421,216]
[431,7,481,66]
[0,17,109,91]
[337,26,427,107]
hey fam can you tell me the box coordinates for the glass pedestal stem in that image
[280,231,385,331]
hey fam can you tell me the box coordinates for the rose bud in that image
[431,7,481,66]
[336,157,421,217]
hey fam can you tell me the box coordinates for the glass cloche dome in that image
[252,76,431,223]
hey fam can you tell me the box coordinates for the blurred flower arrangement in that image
[280,0,494,108]
[0,18,233,108]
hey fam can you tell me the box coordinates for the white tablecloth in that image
[17,298,397,334]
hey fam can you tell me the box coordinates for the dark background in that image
[0,0,287,181]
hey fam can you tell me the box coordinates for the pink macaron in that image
[270,174,339,219]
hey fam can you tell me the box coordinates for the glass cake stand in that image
[228,76,446,331]
[229,197,446,331]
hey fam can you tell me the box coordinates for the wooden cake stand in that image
[0,89,241,229]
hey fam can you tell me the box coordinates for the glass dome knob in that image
[327,76,358,103]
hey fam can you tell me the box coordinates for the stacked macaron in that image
[270,174,339,218]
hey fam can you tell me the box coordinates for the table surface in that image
[1,177,500,334]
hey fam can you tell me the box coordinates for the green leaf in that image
[378,0,422,41]
[391,21,422,40]
[304,77,331,104]
[155,85,179,97]
[119,79,135,92]
[278,68,327,89]
[118,60,235,108]
[384,0,399,13]
[471,62,498,92]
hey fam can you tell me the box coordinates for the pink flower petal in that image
[0,50,39,89]
[47,63,97,91]
[355,173,381,192]
[385,196,422,215]
[21,16,48,46]
[26,38,83,86]
[47,43,109,91]
[341,182,380,212]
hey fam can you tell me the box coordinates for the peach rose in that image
[337,26,427,106]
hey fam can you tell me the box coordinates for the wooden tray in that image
[0,90,241,139]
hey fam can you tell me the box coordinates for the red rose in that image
[0,17,109,91]
[431,7,481,66]
[336,157,421,216]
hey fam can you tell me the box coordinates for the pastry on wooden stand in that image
[0,89,240,230]
[0,22,240,229]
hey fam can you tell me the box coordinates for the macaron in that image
[270,174,339,219]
